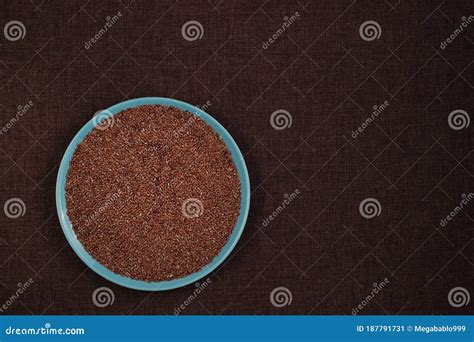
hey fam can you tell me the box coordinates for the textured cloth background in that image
[0,0,472,315]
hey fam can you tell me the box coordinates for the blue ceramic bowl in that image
[56,97,250,291]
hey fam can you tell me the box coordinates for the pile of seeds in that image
[65,105,241,282]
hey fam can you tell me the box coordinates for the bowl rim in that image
[55,97,250,291]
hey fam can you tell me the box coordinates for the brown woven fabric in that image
[0,0,472,315]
